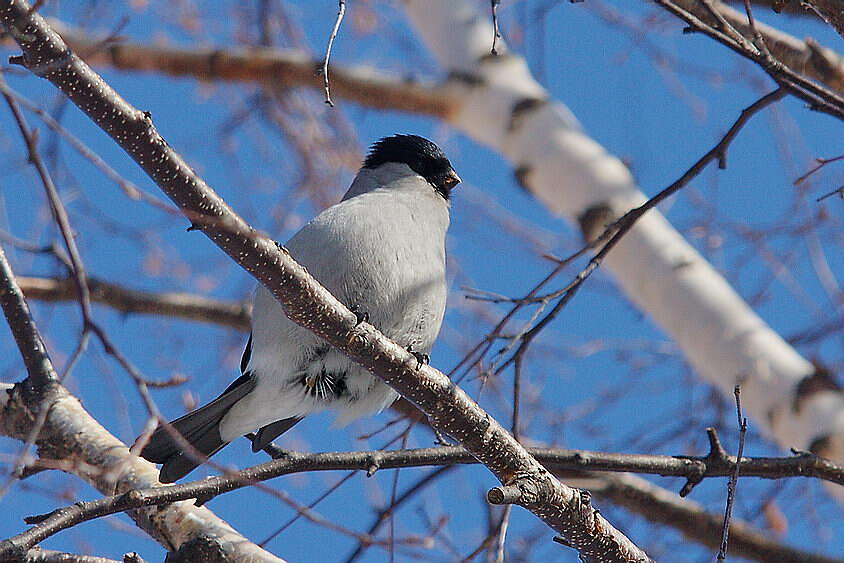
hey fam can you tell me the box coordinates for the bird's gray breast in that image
[247,186,448,411]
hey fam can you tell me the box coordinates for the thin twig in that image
[491,0,502,55]
[741,0,768,55]
[512,353,523,441]
[0,81,176,213]
[1,71,177,481]
[0,71,91,325]
[0,70,95,500]
[490,505,511,563]
[817,186,844,202]
[717,385,748,562]
[7,439,844,555]
[260,472,355,547]
[322,0,346,106]
[794,154,844,186]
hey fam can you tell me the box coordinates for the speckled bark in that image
[0,1,650,559]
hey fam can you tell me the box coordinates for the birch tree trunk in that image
[401,0,844,497]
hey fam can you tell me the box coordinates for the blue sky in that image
[1,1,843,561]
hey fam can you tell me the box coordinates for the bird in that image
[139,134,460,483]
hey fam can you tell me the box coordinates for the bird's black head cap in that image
[364,134,460,199]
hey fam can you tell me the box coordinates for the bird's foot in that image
[406,345,429,370]
[263,444,292,460]
[272,240,290,254]
[245,433,290,459]
[350,304,369,326]
[433,428,453,446]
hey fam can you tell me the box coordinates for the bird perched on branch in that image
[140,134,460,483]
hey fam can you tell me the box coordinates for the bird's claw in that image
[406,345,429,370]
[350,304,369,326]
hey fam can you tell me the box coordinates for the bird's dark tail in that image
[140,373,257,483]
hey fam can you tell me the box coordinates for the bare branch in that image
[657,0,844,119]
[3,13,843,113]
[490,89,785,382]
[677,1,844,94]
[22,547,144,563]
[717,386,749,561]
[0,251,281,559]
[0,18,457,116]
[801,0,844,39]
[0,71,92,326]
[0,248,56,388]
[490,0,502,55]
[591,472,843,563]
[7,443,843,560]
[321,0,346,106]
[18,275,251,330]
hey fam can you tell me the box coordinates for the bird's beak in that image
[446,170,462,189]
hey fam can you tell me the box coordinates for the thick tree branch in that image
[0,2,648,560]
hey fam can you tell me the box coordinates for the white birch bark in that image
[0,383,285,562]
[401,0,844,495]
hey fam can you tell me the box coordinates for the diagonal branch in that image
[0,254,57,389]
[0,2,648,560]
[675,0,844,93]
[801,0,844,40]
[657,0,844,119]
